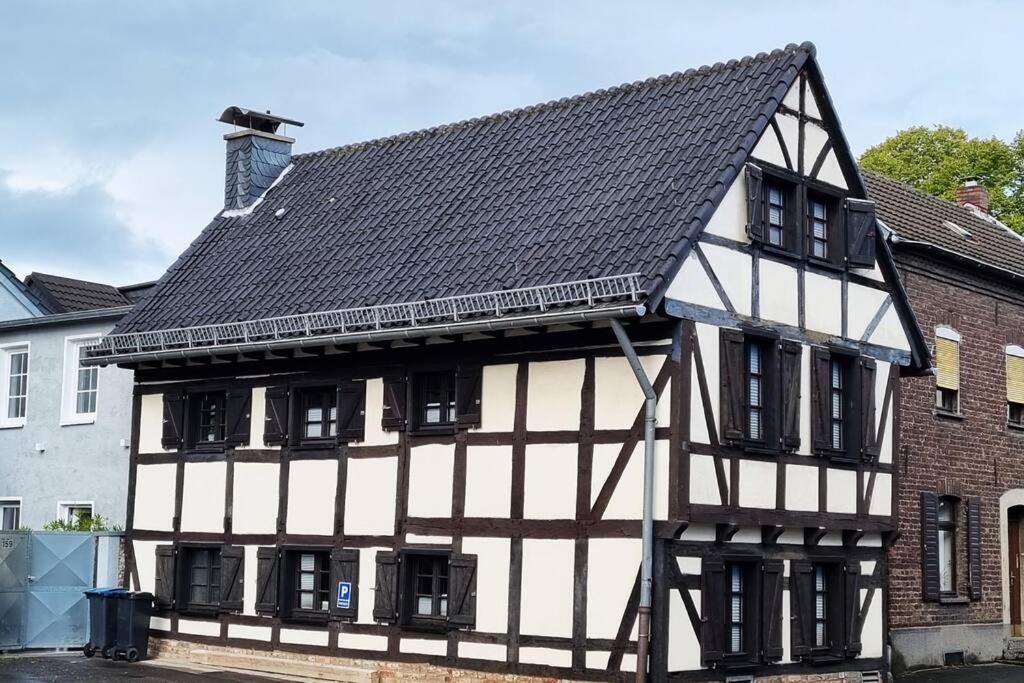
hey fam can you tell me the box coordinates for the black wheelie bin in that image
[111,591,154,662]
[83,587,125,658]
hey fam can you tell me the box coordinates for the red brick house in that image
[868,172,1024,671]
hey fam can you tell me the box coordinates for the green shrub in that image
[42,515,114,532]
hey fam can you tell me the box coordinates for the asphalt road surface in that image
[0,653,283,682]
[897,663,1024,682]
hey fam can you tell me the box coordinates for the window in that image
[811,348,876,461]
[184,547,222,609]
[813,565,829,648]
[0,344,29,427]
[402,552,449,627]
[727,564,745,653]
[829,359,844,450]
[299,388,337,441]
[700,557,787,666]
[0,499,20,530]
[414,371,456,430]
[285,550,330,618]
[766,183,786,247]
[192,391,226,445]
[809,196,829,259]
[1007,345,1024,427]
[61,336,100,424]
[938,497,957,594]
[746,340,769,442]
[934,327,960,414]
[59,502,93,525]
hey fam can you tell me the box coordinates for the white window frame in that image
[0,342,30,429]
[57,500,95,525]
[0,497,22,531]
[60,335,101,425]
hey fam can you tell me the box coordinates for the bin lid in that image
[84,587,127,595]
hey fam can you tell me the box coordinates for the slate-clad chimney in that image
[218,107,304,210]
[955,176,989,214]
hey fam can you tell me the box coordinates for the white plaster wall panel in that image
[520,647,572,667]
[339,632,388,651]
[243,546,259,615]
[150,616,171,631]
[816,148,848,190]
[778,529,805,545]
[859,532,883,547]
[690,454,726,506]
[524,444,577,519]
[803,123,830,179]
[459,642,507,661]
[138,393,170,453]
[751,126,789,170]
[286,459,337,535]
[870,304,912,352]
[133,541,158,593]
[803,273,842,336]
[703,174,746,241]
[786,464,819,512]
[676,556,701,574]
[847,284,889,343]
[587,539,641,639]
[758,260,799,327]
[361,378,399,446]
[875,360,894,464]
[232,463,279,535]
[180,461,226,533]
[178,619,221,637]
[782,79,801,111]
[520,539,574,637]
[243,386,267,449]
[460,537,510,633]
[869,473,892,516]
[594,355,668,430]
[664,253,724,310]
[405,534,452,545]
[133,464,176,531]
[862,561,877,576]
[827,469,857,514]
[358,547,388,624]
[738,460,776,509]
[400,638,447,655]
[619,654,638,672]
[702,243,752,316]
[667,588,702,671]
[820,531,844,546]
[480,364,517,432]
[803,78,822,119]
[690,323,719,445]
[407,443,454,518]
[591,442,670,520]
[729,528,762,544]
[775,113,800,163]
[798,346,812,456]
[861,587,884,658]
[464,445,512,517]
[281,628,330,646]
[526,359,585,431]
[681,524,716,542]
[228,624,272,641]
[586,651,610,669]
[345,458,397,536]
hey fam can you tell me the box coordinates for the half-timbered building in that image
[86,42,927,682]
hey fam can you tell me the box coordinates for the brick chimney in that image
[955,176,989,213]
[218,107,304,211]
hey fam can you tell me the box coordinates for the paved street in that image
[898,663,1024,682]
[0,653,284,682]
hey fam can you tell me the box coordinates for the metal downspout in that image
[610,318,656,683]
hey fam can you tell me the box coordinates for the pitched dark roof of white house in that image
[113,42,817,336]
[25,272,133,313]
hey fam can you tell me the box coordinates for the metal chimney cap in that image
[217,106,304,133]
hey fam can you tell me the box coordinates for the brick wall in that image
[891,249,1024,629]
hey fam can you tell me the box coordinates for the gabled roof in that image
[114,42,817,336]
[864,171,1024,279]
[25,272,131,313]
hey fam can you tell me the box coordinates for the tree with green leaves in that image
[859,125,1024,232]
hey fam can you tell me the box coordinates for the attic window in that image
[943,221,971,240]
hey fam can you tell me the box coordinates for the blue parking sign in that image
[337,581,352,609]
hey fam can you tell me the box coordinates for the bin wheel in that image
[126,648,139,663]
[102,646,114,659]
[83,644,95,658]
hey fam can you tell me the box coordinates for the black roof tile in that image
[25,272,132,313]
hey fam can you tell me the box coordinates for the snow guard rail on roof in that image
[85,273,644,361]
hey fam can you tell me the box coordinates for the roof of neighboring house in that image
[25,272,132,313]
[864,171,1024,279]
[115,42,818,335]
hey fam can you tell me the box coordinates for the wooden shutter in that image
[153,544,177,609]
[329,548,360,621]
[225,389,252,447]
[219,545,245,612]
[255,547,280,615]
[920,492,940,601]
[968,496,983,599]
[719,329,746,444]
[1007,352,1024,404]
[789,560,813,658]
[745,163,765,242]
[263,386,289,446]
[761,559,785,663]
[860,357,878,459]
[161,391,186,450]
[810,347,832,452]
[780,340,802,450]
[448,554,478,628]
[381,376,407,431]
[455,365,483,429]
[843,562,862,656]
[336,382,366,441]
[935,336,960,391]
[845,198,877,268]
[699,559,726,666]
[373,551,400,623]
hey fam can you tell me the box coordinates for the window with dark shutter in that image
[455,365,483,429]
[154,544,177,610]
[719,330,746,445]
[920,492,941,601]
[336,381,366,441]
[700,559,726,666]
[448,554,478,629]
[780,341,802,450]
[255,546,280,616]
[761,559,784,663]
[811,347,869,461]
[745,164,765,242]
[843,562,862,656]
[329,548,360,621]
[968,496,982,599]
[219,545,244,613]
[224,389,252,447]
[161,392,186,450]
[789,560,813,658]
[189,391,228,447]
[381,376,407,432]
[845,198,877,268]
[263,387,289,446]
[373,551,400,623]
[860,358,878,459]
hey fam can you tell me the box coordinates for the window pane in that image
[939,529,955,592]
[417,596,433,615]
[938,499,953,522]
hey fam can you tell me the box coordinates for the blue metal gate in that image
[0,532,29,649]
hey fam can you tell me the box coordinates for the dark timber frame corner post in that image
[610,317,655,682]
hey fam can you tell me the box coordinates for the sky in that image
[2,0,1022,286]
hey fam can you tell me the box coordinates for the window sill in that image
[400,618,449,635]
[409,425,457,437]
[1008,421,1024,433]
[177,605,220,618]
[933,409,965,422]
[760,243,802,262]
[939,595,970,605]
[807,256,844,273]
[0,420,25,430]
[60,415,96,427]
[283,611,330,625]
